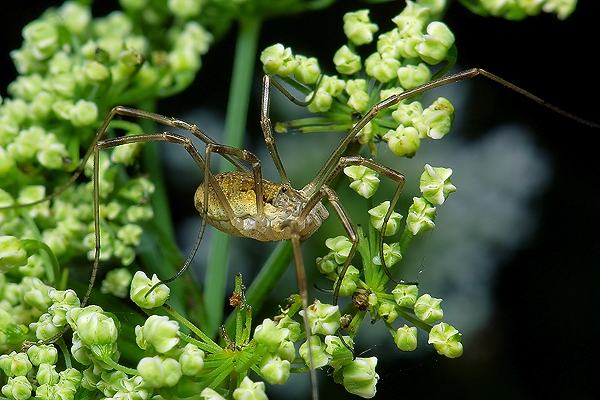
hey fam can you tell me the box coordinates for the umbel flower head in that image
[261,1,456,164]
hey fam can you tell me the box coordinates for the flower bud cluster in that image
[1,0,212,271]
[463,0,576,20]
[260,1,456,160]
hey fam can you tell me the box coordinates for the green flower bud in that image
[168,47,200,72]
[335,265,360,297]
[345,79,367,96]
[179,343,205,376]
[168,0,202,18]
[397,63,431,90]
[377,29,402,59]
[49,51,72,74]
[37,134,68,170]
[378,302,398,323]
[48,289,81,327]
[324,335,354,369]
[127,205,154,222]
[84,61,111,82]
[117,224,143,246]
[416,22,455,64]
[325,236,353,265]
[316,252,338,275]
[52,100,74,121]
[8,126,44,162]
[0,146,16,177]
[22,277,52,310]
[260,355,290,384]
[276,340,296,363]
[383,125,420,158]
[70,100,98,127]
[276,315,302,342]
[26,344,58,366]
[1,376,32,400]
[254,318,289,351]
[200,388,226,400]
[393,1,430,33]
[30,91,54,120]
[543,0,576,19]
[348,89,370,113]
[80,367,99,391]
[299,336,330,369]
[137,356,182,388]
[0,236,28,272]
[301,300,341,335]
[333,45,361,75]
[293,55,320,84]
[118,177,155,202]
[421,97,454,139]
[394,325,418,351]
[414,294,443,323]
[320,75,345,97]
[130,271,170,308]
[344,166,380,199]
[358,122,375,145]
[260,44,297,77]
[233,377,267,400]
[37,363,60,385]
[372,242,402,268]
[0,352,32,377]
[101,268,133,298]
[59,368,82,390]
[66,306,119,357]
[23,20,59,60]
[406,196,436,235]
[8,74,43,100]
[428,322,463,358]
[392,284,419,307]
[343,10,378,46]
[365,53,401,83]
[306,88,332,113]
[420,164,456,205]
[368,201,403,236]
[341,357,379,399]
[60,2,91,34]
[30,313,61,341]
[135,315,180,353]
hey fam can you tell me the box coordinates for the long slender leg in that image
[205,143,265,217]
[307,68,599,195]
[290,230,319,400]
[302,156,406,291]
[84,132,236,306]
[1,106,247,210]
[320,186,359,304]
[259,75,324,185]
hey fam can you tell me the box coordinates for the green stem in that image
[21,239,61,288]
[162,304,222,353]
[233,274,244,345]
[102,356,138,375]
[396,307,432,332]
[223,241,292,332]
[204,16,262,337]
[56,337,71,369]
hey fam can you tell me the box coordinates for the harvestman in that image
[4,68,598,400]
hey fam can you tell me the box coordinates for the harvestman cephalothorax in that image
[4,68,598,400]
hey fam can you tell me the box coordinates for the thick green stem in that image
[204,17,262,337]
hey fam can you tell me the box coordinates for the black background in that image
[2,1,599,399]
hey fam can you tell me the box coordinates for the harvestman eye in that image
[3,69,598,400]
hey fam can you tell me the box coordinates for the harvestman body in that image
[4,68,598,400]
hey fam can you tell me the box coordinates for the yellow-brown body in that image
[194,172,328,241]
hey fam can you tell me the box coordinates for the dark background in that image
[2,1,599,399]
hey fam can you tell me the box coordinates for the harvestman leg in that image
[259,74,324,185]
[87,132,237,306]
[304,156,406,303]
